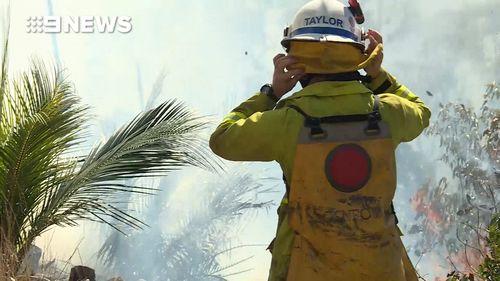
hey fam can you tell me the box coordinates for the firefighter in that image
[210,0,431,280]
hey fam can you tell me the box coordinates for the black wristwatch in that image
[260,83,279,102]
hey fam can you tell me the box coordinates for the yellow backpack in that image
[285,95,416,280]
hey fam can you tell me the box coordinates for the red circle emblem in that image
[325,144,371,192]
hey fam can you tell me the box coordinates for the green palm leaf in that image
[0,60,88,261]
[0,45,217,273]
[52,99,217,231]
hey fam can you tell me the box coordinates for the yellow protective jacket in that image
[210,69,431,281]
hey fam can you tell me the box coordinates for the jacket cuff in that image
[249,92,278,111]
[367,68,395,94]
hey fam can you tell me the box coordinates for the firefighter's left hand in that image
[364,29,384,78]
[272,54,306,99]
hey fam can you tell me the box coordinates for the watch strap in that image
[260,84,279,102]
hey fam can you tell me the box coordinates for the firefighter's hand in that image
[364,29,384,78]
[272,54,306,99]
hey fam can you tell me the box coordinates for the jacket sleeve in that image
[209,93,287,161]
[366,69,432,143]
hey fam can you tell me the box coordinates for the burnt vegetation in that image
[408,83,499,280]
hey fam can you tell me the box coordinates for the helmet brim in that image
[281,37,365,51]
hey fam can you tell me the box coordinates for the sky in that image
[2,0,499,280]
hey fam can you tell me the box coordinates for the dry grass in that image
[0,231,66,281]
[0,232,18,280]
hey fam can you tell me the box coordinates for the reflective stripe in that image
[399,89,410,99]
[290,26,359,42]
[223,112,247,122]
[395,86,417,101]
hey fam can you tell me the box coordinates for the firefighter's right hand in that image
[272,54,306,99]
[364,29,384,78]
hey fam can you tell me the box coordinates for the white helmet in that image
[282,0,365,49]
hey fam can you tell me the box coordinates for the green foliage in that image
[410,83,498,262]
[419,82,499,280]
[92,70,271,280]
[0,35,215,274]
[445,214,499,281]
[477,214,499,281]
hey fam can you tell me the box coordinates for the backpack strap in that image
[288,95,382,138]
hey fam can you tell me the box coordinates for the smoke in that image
[361,1,500,279]
[3,0,498,280]
[363,0,500,106]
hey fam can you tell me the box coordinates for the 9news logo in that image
[26,16,132,34]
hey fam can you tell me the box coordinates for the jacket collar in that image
[286,80,372,99]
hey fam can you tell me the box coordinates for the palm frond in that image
[81,99,214,179]
[145,69,167,111]
[0,17,10,143]
[99,169,273,280]
[0,60,88,262]
[0,22,220,274]
[157,171,273,280]
[46,100,217,232]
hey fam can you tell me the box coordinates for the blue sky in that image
[3,0,499,280]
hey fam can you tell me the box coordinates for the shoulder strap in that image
[288,95,382,138]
